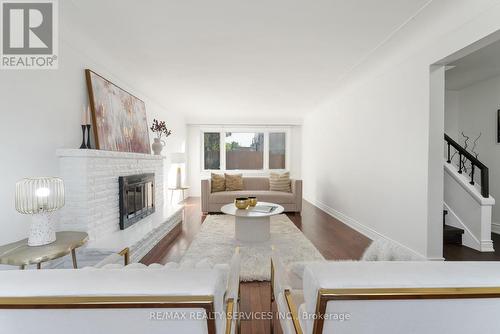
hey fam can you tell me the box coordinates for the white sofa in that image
[0,249,240,334]
[272,254,500,334]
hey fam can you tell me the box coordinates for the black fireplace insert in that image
[118,173,155,230]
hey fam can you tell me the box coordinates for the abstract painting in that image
[85,69,150,154]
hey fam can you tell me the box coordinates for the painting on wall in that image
[85,69,150,154]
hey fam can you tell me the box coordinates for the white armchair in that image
[272,249,500,334]
[0,248,241,334]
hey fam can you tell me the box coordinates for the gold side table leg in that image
[71,248,78,269]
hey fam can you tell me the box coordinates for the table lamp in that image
[170,152,186,188]
[15,177,65,246]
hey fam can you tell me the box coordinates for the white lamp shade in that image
[15,177,65,214]
[170,152,186,164]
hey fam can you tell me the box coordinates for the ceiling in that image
[446,39,500,91]
[64,0,430,123]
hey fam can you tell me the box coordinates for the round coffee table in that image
[220,202,284,242]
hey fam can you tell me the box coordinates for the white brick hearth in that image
[51,149,183,268]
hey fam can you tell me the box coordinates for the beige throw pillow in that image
[269,172,291,192]
[211,173,225,193]
[225,173,244,191]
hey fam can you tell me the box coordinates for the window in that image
[225,132,264,170]
[202,128,289,171]
[203,132,220,170]
[269,132,286,169]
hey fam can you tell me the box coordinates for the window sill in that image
[201,169,287,175]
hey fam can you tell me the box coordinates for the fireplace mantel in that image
[56,148,165,160]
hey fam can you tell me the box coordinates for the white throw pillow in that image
[269,172,291,192]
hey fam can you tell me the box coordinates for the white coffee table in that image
[221,202,284,242]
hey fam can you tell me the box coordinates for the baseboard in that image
[305,196,427,260]
[310,198,381,241]
[481,240,495,252]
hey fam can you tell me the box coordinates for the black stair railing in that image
[445,134,489,198]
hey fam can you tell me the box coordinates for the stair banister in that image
[444,134,489,198]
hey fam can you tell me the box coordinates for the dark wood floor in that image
[141,197,372,334]
[444,233,500,261]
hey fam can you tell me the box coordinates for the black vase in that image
[79,125,87,149]
[86,124,92,149]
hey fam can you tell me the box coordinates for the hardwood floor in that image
[141,197,371,334]
[444,233,500,261]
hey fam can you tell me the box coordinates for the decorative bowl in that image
[234,197,249,209]
[248,196,258,207]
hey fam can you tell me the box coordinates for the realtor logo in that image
[1,0,58,69]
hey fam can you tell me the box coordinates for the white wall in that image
[427,66,445,259]
[445,74,500,228]
[0,13,186,245]
[187,124,302,196]
[444,90,460,141]
[302,0,500,259]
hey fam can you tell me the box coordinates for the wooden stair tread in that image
[443,224,464,245]
[444,225,464,234]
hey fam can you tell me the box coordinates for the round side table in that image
[0,231,88,270]
[169,186,190,204]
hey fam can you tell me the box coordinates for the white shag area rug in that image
[180,214,325,281]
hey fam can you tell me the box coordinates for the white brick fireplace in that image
[54,149,182,267]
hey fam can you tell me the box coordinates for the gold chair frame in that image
[118,247,130,266]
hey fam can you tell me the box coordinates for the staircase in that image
[443,210,464,244]
[443,134,494,252]
[443,225,464,244]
